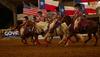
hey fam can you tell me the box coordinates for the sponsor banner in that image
[4,30,19,37]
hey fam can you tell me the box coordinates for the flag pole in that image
[38,0,40,9]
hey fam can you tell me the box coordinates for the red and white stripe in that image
[23,0,99,16]
[23,7,47,16]
[45,0,98,16]
[23,7,38,16]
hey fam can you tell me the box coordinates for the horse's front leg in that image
[74,34,80,42]
[92,33,98,46]
[24,38,28,44]
[43,32,52,46]
[60,35,63,40]
[30,35,35,44]
[44,32,51,43]
[84,33,92,45]
[21,37,28,44]
[58,35,66,46]
[34,35,40,46]
[47,35,54,44]
[64,34,73,47]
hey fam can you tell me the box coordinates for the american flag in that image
[23,1,47,16]
[23,7,38,16]
[23,1,39,16]
[23,7,47,16]
[23,0,98,16]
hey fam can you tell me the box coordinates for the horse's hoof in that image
[44,41,49,47]
[45,43,49,47]
[64,45,68,47]
[44,39,47,42]
[34,42,41,46]
[64,42,69,47]
[23,43,28,45]
[82,42,86,46]
[44,39,49,43]
[47,41,51,44]
[57,41,62,46]
[57,43,60,46]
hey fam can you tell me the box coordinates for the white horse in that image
[31,19,69,45]
[43,18,69,45]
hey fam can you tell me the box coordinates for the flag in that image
[80,0,95,2]
[23,1,30,8]
[81,4,87,15]
[38,0,45,9]
[23,2,38,16]
[58,2,65,16]
[75,0,96,5]
[23,7,38,16]
[74,0,87,15]
[23,0,97,16]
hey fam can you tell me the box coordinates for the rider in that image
[48,11,62,33]
[35,11,45,22]
[20,16,29,27]
[73,3,86,31]
[20,16,33,32]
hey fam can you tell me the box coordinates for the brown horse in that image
[15,20,35,45]
[62,15,99,46]
[16,20,67,45]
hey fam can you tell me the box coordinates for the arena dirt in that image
[0,38,100,57]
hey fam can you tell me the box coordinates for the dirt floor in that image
[0,37,100,57]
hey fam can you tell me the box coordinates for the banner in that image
[4,30,19,37]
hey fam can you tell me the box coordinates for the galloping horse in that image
[44,15,69,45]
[62,15,99,46]
[16,16,68,45]
[32,20,68,45]
[16,20,34,44]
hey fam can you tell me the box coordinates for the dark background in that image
[0,4,13,29]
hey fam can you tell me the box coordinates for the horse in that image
[62,15,99,46]
[15,18,68,46]
[44,16,69,45]
[15,20,35,45]
[32,20,69,45]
